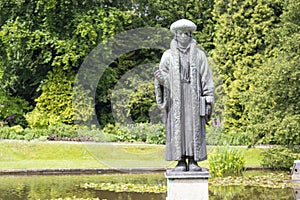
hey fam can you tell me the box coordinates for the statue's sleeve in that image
[155,51,170,111]
[199,50,214,105]
[158,51,170,86]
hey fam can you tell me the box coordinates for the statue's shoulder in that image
[161,49,172,58]
[196,47,207,58]
[164,49,172,55]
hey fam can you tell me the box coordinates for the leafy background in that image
[0,0,299,147]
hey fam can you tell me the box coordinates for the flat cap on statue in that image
[170,19,197,33]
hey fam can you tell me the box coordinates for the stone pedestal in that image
[292,186,300,200]
[292,160,300,180]
[165,169,210,200]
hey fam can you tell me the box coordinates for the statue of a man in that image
[154,19,214,172]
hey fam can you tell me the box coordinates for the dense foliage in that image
[212,0,299,145]
[0,122,166,144]
[102,123,166,144]
[0,0,298,146]
[0,89,31,127]
[212,0,283,131]
[261,146,300,170]
[244,0,300,145]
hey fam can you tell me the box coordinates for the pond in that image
[0,173,295,200]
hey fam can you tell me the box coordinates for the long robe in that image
[154,39,214,161]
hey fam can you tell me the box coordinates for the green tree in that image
[245,0,300,144]
[127,83,156,123]
[212,0,283,133]
[1,0,217,128]
[101,49,162,125]
[25,68,74,128]
[0,1,136,127]
[131,0,215,51]
[100,0,216,126]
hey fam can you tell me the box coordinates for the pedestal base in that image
[165,169,210,200]
[292,186,300,200]
[292,174,300,180]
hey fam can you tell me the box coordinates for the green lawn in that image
[0,140,265,169]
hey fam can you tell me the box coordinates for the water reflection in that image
[292,186,300,200]
[210,185,293,200]
[0,174,165,200]
[0,174,295,200]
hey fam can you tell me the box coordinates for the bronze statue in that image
[154,19,214,172]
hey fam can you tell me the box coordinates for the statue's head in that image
[170,19,196,47]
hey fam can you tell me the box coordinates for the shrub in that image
[47,123,78,138]
[25,68,75,128]
[77,126,116,142]
[208,147,245,177]
[102,123,166,144]
[10,125,24,134]
[146,123,166,145]
[274,115,300,145]
[0,90,31,127]
[217,130,253,146]
[0,125,26,140]
[261,146,300,170]
[102,123,133,142]
[0,121,166,143]
[127,83,156,123]
[25,110,52,129]
[10,125,26,139]
[206,126,222,145]
[23,128,49,141]
[0,123,116,141]
[0,127,11,139]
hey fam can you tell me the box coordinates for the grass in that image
[240,147,264,167]
[0,140,265,169]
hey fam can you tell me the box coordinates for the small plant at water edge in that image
[208,147,245,177]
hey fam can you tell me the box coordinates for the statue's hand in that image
[205,104,212,123]
[154,70,164,84]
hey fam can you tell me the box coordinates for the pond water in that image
[0,174,295,200]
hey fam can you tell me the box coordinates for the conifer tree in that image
[212,0,283,133]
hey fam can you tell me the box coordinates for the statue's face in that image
[176,30,192,46]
